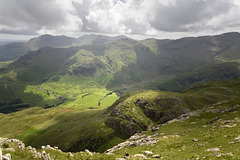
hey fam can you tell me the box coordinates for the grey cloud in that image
[1,0,64,26]
[148,0,233,32]
[0,28,37,35]
[0,0,81,35]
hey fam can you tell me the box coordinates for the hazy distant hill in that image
[0,34,130,62]
[0,42,26,61]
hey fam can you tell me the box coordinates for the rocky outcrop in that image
[105,117,145,136]
[41,151,51,160]
[106,96,191,136]
[132,154,147,159]
[105,103,148,136]
[0,137,98,160]
[2,153,11,160]
[106,131,180,154]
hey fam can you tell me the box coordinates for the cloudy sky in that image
[0,0,240,40]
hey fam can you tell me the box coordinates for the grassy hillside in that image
[2,99,240,159]
[0,32,240,113]
[106,79,240,136]
[0,107,127,153]
[109,100,240,160]
[1,79,240,155]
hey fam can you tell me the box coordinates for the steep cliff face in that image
[105,95,189,136]
[105,79,240,136]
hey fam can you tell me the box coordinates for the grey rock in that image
[2,153,11,160]
[144,151,153,155]
[41,151,51,160]
[45,145,51,149]
[85,149,93,156]
[133,154,147,159]
[68,152,73,157]
[33,151,41,159]
[151,126,159,132]
[3,148,15,152]
[206,148,220,152]
[152,154,161,158]
[27,146,32,150]
[234,135,240,142]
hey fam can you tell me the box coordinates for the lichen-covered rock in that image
[133,154,147,159]
[206,148,220,152]
[144,151,153,155]
[3,148,15,152]
[2,153,11,160]
[85,149,93,156]
[41,151,51,160]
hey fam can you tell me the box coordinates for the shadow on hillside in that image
[157,62,240,92]
[21,108,128,153]
[0,82,58,114]
[106,44,180,90]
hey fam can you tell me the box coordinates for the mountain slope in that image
[26,34,80,49]
[0,78,240,156]
[106,79,240,136]
[1,100,240,160]
[0,42,26,61]
[1,32,240,112]
[4,47,80,83]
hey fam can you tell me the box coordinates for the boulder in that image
[68,152,73,157]
[152,154,161,158]
[234,135,240,142]
[2,153,11,160]
[192,139,198,142]
[144,151,153,155]
[3,148,15,152]
[133,154,147,159]
[41,151,51,160]
[18,142,25,150]
[27,146,32,150]
[85,149,93,156]
[206,148,220,152]
[45,145,51,150]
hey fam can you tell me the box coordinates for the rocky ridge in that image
[106,103,240,159]
[0,137,96,160]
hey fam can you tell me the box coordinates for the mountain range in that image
[0,32,240,159]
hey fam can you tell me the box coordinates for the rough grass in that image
[112,102,240,160]
[0,107,126,153]
[2,98,240,160]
